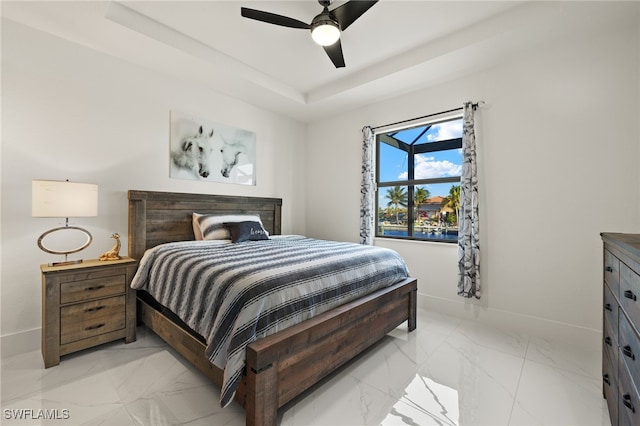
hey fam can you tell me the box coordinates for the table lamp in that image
[32,179,98,266]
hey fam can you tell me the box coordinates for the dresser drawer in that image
[60,296,126,345]
[60,274,125,304]
[619,312,640,385]
[604,283,619,348]
[604,349,619,426]
[620,263,640,329]
[619,355,640,426]
[605,249,621,297]
[604,317,619,377]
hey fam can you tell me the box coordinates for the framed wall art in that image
[169,111,256,185]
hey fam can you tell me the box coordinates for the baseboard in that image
[2,296,601,359]
[416,293,601,345]
[1,327,40,359]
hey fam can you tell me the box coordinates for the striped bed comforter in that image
[130,235,409,407]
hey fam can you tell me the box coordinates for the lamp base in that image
[48,258,84,267]
[38,224,93,267]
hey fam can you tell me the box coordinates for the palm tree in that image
[414,187,430,223]
[385,186,408,224]
[443,185,461,225]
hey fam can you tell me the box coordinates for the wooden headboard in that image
[128,190,282,260]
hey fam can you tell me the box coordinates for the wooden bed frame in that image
[128,190,417,426]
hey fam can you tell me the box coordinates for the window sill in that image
[374,236,458,246]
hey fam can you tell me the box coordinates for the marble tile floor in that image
[1,307,611,426]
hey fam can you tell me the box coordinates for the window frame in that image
[375,113,463,243]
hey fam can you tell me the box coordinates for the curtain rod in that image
[370,101,483,131]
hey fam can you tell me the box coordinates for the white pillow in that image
[192,213,267,240]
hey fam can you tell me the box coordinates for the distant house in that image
[417,196,454,221]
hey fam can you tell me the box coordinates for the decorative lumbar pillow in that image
[225,221,270,243]
[193,213,266,240]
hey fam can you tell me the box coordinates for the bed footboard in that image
[243,277,417,426]
[137,278,416,426]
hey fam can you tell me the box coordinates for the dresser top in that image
[41,257,136,273]
[601,233,640,262]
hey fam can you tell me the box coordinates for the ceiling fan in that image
[240,0,378,68]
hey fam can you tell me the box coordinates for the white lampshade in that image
[311,23,340,46]
[32,180,98,218]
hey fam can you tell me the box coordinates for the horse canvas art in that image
[171,126,215,178]
[170,111,256,185]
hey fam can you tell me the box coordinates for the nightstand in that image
[41,257,137,368]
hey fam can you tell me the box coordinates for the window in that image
[376,113,463,242]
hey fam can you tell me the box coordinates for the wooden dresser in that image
[602,233,640,426]
[41,257,137,368]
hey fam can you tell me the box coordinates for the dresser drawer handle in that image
[623,345,636,360]
[84,323,105,331]
[85,285,105,291]
[605,266,613,273]
[604,303,613,312]
[624,290,637,301]
[85,306,104,313]
[605,336,613,346]
[603,374,611,385]
[623,394,636,413]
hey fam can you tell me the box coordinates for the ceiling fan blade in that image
[241,7,310,29]
[331,0,378,31]
[323,39,345,68]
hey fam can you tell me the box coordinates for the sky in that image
[377,118,463,209]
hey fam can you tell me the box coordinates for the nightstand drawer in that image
[60,274,125,304]
[60,297,126,345]
[60,295,126,326]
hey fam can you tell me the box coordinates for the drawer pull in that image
[85,285,105,291]
[85,306,104,313]
[605,336,612,346]
[84,323,105,331]
[623,394,636,413]
[604,303,613,312]
[603,374,611,385]
[605,266,613,273]
[623,345,636,360]
[624,290,637,301]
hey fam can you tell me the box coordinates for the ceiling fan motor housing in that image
[310,10,340,46]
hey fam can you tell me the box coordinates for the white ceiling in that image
[1,1,635,122]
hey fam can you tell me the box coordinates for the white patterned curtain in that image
[360,126,375,245]
[458,102,480,298]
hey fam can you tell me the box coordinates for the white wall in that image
[0,19,307,356]
[306,5,640,339]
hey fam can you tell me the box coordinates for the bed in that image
[127,190,417,426]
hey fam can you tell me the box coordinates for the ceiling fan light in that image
[311,22,340,46]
